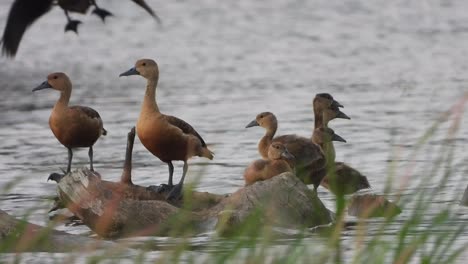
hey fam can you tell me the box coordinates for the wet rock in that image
[0,209,113,252]
[55,169,333,238]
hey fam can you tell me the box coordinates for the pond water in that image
[0,0,467,262]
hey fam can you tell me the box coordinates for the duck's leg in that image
[88,146,94,171]
[63,10,81,33]
[167,161,174,186]
[153,161,174,193]
[67,147,73,173]
[91,0,113,22]
[167,161,188,201]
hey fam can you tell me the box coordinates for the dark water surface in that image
[0,0,467,262]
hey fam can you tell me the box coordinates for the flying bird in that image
[1,0,161,57]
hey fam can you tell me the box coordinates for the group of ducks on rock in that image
[243,93,370,195]
[33,58,371,201]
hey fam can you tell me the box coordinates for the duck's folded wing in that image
[165,115,207,147]
[70,106,102,119]
[1,0,53,57]
[131,0,161,23]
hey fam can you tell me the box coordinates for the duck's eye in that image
[142,63,146,66]
[53,76,58,79]
[259,115,264,118]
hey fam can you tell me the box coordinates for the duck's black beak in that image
[332,133,347,143]
[281,150,295,160]
[119,67,140,77]
[336,110,351,120]
[245,120,259,128]
[332,100,344,108]
[32,81,52,92]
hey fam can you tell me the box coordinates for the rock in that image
[54,169,333,238]
[0,209,113,252]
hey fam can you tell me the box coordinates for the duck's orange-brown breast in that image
[137,115,189,162]
[49,107,102,148]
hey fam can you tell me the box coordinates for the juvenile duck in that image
[244,142,294,186]
[312,118,371,194]
[33,72,106,173]
[246,112,325,191]
[313,94,372,194]
[320,162,371,195]
[1,0,160,57]
[313,93,349,130]
[120,59,213,200]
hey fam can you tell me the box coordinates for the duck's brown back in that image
[272,134,326,187]
[321,162,371,195]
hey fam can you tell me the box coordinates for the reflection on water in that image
[0,0,467,262]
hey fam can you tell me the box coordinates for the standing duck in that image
[244,142,294,186]
[33,72,106,173]
[246,112,326,191]
[119,59,213,200]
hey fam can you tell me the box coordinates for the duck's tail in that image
[102,128,108,136]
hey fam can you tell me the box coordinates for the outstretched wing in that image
[131,0,161,24]
[1,0,53,57]
[165,115,207,147]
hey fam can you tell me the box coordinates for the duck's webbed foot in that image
[47,172,65,183]
[147,183,173,193]
[166,183,183,201]
[92,7,113,22]
[64,20,82,33]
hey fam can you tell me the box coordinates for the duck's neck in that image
[54,89,71,111]
[141,78,160,115]
[259,124,277,158]
[314,108,324,130]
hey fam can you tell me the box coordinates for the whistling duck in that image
[33,72,106,173]
[119,59,214,200]
[1,0,160,57]
[312,93,350,161]
[321,162,371,195]
[312,94,371,194]
[244,142,294,186]
[312,93,349,129]
[246,112,326,191]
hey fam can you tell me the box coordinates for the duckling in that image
[33,72,107,173]
[1,0,160,57]
[244,142,295,186]
[246,112,326,191]
[321,162,371,195]
[313,124,371,195]
[311,127,347,161]
[119,59,213,201]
